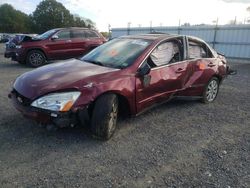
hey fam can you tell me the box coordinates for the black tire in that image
[202,77,219,103]
[26,50,46,67]
[91,94,118,140]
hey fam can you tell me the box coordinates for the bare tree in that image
[247,7,250,23]
[247,7,250,13]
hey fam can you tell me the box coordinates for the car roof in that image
[53,27,96,31]
[120,33,182,41]
[120,33,208,45]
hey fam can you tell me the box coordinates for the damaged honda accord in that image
[8,34,235,140]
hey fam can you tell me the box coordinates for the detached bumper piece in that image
[8,89,88,128]
[227,66,237,75]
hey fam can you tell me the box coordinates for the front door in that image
[135,38,192,113]
[46,29,72,60]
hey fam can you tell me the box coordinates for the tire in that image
[91,94,118,140]
[26,50,46,67]
[202,77,219,103]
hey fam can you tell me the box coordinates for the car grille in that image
[12,89,32,106]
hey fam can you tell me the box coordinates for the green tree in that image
[31,0,74,33]
[85,18,95,28]
[72,14,86,27]
[72,14,95,28]
[0,4,31,33]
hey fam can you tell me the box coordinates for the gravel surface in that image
[0,43,249,187]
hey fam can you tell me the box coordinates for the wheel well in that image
[89,46,97,50]
[26,48,47,60]
[117,94,131,117]
[88,92,131,118]
[213,75,222,84]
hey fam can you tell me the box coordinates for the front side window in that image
[81,38,152,69]
[148,38,183,67]
[56,30,70,39]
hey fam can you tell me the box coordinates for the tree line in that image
[0,0,95,34]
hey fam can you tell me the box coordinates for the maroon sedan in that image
[9,34,234,140]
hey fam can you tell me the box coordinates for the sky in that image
[1,0,250,31]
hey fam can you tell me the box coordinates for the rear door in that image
[135,37,192,113]
[70,29,88,57]
[83,30,104,53]
[70,29,104,57]
[186,38,218,90]
[46,29,72,59]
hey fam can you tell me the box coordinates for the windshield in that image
[81,38,152,69]
[35,29,57,40]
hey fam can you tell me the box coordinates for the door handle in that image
[175,68,185,73]
[66,40,72,43]
[208,62,215,67]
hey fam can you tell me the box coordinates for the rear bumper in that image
[8,91,89,127]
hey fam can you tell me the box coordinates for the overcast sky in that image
[1,0,250,31]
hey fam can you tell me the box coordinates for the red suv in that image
[9,34,235,140]
[4,27,106,67]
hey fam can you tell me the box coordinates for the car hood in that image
[14,59,119,99]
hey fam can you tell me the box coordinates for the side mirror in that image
[51,35,59,40]
[137,63,150,77]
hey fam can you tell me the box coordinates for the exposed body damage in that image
[9,33,235,140]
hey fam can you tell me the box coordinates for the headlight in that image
[15,45,22,49]
[31,91,81,112]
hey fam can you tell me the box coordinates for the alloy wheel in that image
[29,52,44,66]
[206,80,218,102]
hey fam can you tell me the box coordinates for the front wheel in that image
[26,50,46,67]
[91,94,118,140]
[202,77,219,103]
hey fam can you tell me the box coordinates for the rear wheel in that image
[91,94,118,140]
[26,50,46,67]
[202,77,219,103]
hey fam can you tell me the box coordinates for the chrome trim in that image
[150,60,189,70]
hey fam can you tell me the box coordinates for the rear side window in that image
[84,30,99,38]
[71,30,85,39]
[56,30,70,39]
[188,39,213,59]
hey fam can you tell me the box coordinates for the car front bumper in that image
[4,48,26,62]
[8,90,89,128]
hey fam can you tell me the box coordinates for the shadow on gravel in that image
[0,62,32,69]
[1,98,200,146]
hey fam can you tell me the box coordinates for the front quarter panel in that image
[73,74,136,115]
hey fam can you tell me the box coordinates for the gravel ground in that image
[0,43,249,187]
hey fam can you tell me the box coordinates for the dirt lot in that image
[0,43,249,188]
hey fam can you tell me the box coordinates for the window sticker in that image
[109,49,118,56]
[131,40,149,46]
